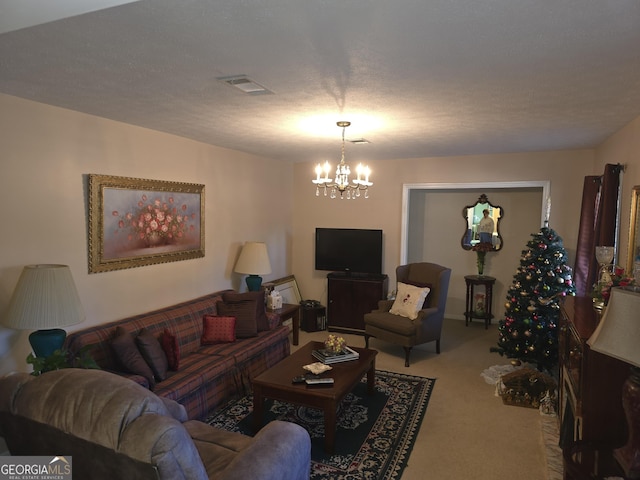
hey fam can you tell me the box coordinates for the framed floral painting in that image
[88,174,205,273]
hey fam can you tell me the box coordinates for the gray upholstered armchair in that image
[0,368,311,480]
[364,262,451,367]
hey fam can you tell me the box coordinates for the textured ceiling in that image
[1,0,640,163]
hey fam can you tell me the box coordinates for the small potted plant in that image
[27,345,100,376]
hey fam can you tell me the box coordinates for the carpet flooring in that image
[542,415,563,480]
[206,370,435,480]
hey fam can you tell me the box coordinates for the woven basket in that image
[498,368,557,409]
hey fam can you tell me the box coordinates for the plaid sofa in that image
[64,290,291,420]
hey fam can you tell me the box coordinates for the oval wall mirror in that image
[461,194,504,251]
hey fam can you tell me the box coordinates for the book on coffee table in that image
[312,346,360,364]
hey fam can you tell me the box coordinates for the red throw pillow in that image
[161,329,180,371]
[202,315,237,344]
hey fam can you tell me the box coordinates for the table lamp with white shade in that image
[234,242,272,291]
[3,264,85,358]
[587,287,640,479]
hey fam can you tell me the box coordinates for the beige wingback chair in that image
[364,262,451,367]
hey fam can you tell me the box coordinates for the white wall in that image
[0,94,293,375]
[407,187,543,319]
[292,150,596,319]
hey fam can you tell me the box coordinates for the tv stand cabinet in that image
[327,272,388,335]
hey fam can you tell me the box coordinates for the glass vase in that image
[477,252,485,276]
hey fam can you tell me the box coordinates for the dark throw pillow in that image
[201,315,237,344]
[136,328,169,381]
[111,326,156,389]
[161,329,180,371]
[217,300,258,338]
[222,290,269,331]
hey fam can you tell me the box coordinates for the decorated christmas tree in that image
[491,224,576,372]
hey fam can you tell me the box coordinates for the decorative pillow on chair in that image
[217,300,258,338]
[404,281,433,309]
[111,326,156,388]
[389,282,431,320]
[161,328,180,371]
[201,315,236,344]
[136,328,169,381]
[222,291,269,331]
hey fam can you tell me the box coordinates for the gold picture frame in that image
[88,174,205,273]
[265,275,302,304]
[627,185,640,274]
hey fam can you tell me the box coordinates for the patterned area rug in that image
[206,370,435,480]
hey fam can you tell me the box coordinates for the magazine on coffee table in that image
[312,346,360,364]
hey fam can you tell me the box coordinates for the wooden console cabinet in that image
[327,273,388,334]
[559,296,630,478]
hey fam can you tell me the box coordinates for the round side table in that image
[464,275,496,329]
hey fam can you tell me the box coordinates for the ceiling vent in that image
[217,75,274,95]
[348,138,370,145]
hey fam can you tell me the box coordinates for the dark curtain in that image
[573,164,622,296]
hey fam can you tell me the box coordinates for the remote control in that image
[305,377,334,385]
[293,374,320,384]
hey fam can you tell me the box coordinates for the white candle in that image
[546,197,551,222]
[315,164,322,182]
[323,161,331,181]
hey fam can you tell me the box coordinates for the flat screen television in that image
[315,228,383,275]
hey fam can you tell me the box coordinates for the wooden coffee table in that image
[252,341,377,453]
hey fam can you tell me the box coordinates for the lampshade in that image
[4,264,85,330]
[234,242,272,275]
[587,287,640,367]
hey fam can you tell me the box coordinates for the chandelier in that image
[312,121,372,199]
